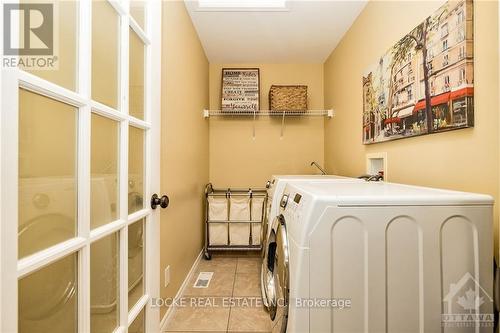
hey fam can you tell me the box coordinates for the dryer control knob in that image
[280,194,289,208]
[33,193,50,209]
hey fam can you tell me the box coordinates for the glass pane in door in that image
[91,113,119,229]
[128,126,144,214]
[20,0,78,91]
[18,89,77,259]
[19,253,78,333]
[92,0,120,109]
[130,1,146,30]
[128,218,145,310]
[129,308,145,333]
[90,233,119,333]
[129,28,145,120]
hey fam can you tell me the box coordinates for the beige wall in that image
[324,1,499,255]
[160,1,210,318]
[209,63,325,188]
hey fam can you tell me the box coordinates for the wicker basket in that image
[269,85,308,112]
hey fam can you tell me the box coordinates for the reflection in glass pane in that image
[128,126,144,214]
[91,114,119,229]
[130,1,146,30]
[128,219,145,310]
[92,0,119,109]
[129,28,145,120]
[20,0,78,91]
[129,308,145,333]
[91,233,119,333]
[18,89,77,259]
[19,253,78,333]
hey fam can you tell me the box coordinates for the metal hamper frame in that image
[203,183,268,260]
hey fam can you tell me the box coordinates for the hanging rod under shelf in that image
[203,109,334,118]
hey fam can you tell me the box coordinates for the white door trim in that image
[0,68,20,333]
[146,0,162,332]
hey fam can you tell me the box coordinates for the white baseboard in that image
[159,249,204,331]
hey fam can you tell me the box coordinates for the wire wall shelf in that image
[203,109,334,118]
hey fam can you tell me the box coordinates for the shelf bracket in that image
[280,111,286,138]
[252,109,256,139]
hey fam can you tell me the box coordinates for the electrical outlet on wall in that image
[164,266,170,288]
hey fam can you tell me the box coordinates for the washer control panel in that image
[280,194,289,208]
[284,191,308,225]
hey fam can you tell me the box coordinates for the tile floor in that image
[164,255,272,333]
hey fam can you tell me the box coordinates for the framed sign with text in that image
[221,68,260,112]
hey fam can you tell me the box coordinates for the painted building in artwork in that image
[387,0,473,136]
[363,59,387,143]
[362,0,474,144]
[390,50,420,134]
[362,73,375,142]
[415,0,474,131]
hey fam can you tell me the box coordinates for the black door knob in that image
[151,194,169,209]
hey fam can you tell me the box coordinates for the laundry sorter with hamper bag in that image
[204,183,267,260]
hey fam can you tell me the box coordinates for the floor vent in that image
[193,272,214,288]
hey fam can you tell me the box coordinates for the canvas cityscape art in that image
[362,0,474,144]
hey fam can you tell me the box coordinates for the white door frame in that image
[0,0,162,332]
[146,0,162,332]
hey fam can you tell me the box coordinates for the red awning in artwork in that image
[430,92,451,106]
[451,87,474,100]
[413,100,427,113]
[384,117,401,125]
[412,92,453,113]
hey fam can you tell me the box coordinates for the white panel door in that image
[0,1,162,332]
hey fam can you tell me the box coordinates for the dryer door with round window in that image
[262,212,282,309]
[268,215,289,333]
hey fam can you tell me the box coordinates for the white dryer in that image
[267,181,494,333]
[260,175,362,308]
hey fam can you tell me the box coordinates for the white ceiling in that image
[184,0,368,63]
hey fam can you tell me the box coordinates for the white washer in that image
[90,175,121,320]
[18,176,116,331]
[128,172,145,213]
[19,177,78,258]
[261,175,362,308]
[19,177,113,332]
[264,175,356,243]
[267,181,493,333]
